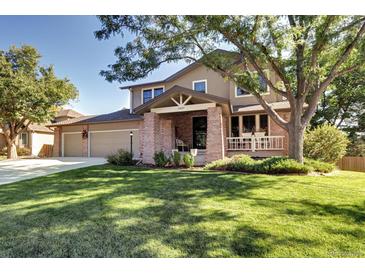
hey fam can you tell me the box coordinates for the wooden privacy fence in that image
[337,156,365,172]
[38,144,53,158]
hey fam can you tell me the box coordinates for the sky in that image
[0,16,186,115]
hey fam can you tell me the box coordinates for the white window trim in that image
[234,70,270,98]
[141,86,165,104]
[192,79,208,93]
[19,132,28,147]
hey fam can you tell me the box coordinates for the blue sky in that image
[0,16,186,115]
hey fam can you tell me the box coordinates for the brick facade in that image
[269,112,290,155]
[206,106,225,163]
[142,112,161,164]
[81,125,89,157]
[52,127,62,157]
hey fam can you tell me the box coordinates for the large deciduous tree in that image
[95,15,365,163]
[0,45,78,159]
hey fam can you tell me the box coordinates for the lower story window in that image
[20,132,28,146]
[259,114,268,134]
[242,115,256,133]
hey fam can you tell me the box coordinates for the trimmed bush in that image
[304,158,335,173]
[17,147,31,156]
[107,149,134,166]
[205,155,333,174]
[183,153,195,168]
[172,151,181,167]
[256,157,312,174]
[304,124,349,163]
[153,150,170,167]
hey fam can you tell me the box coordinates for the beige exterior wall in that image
[30,132,54,156]
[130,64,285,111]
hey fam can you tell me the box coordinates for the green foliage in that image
[153,150,170,167]
[311,70,365,134]
[16,147,30,156]
[304,158,335,173]
[205,155,333,174]
[346,137,365,156]
[0,45,78,158]
[172,151,181,167]
[107,149,134,166]
[183,153,195,168]
[304,124,349,163]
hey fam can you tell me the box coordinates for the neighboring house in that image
[0,124,54,156]
[0,109,82,157]
[49,50,293,165]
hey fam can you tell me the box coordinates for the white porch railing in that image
[227,136,285,151]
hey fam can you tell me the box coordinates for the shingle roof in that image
[28,124,54,133]
[56,109,83,118]
[134,85,230,114]
[48,109,142,127]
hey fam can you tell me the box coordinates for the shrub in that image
[346,138,365,156]
[257,157,312,174]
[183,153,195,168]
[205,155,326,174]
[153,150,170,167]
[107,149,134,166]
[172,151,181,167]
[304,158,335,173]
[17,147,31,156]
[304,124,349,163]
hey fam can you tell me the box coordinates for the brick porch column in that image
[206,106,225,163]
[143,112,161,164]
[160,119,174,155]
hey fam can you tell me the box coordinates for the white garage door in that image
[63,133,82,157]
[90,130,139,158]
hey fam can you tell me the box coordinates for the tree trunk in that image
[6,141,18,159]
[287,123,305,163]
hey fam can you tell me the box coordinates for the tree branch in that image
[302,21,365,124]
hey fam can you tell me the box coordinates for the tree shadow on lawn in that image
[0,165,361,257]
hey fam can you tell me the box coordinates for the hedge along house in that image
[49,51,294,165]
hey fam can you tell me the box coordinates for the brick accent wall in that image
[138,120,144,159]
[206,106,225,162]
[52,127,61,157]
[142,112,161,164]
[160,119,174,155]
[269,111,290,155]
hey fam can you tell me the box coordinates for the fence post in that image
[251,136,255,152]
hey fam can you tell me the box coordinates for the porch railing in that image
[227,136,285,151]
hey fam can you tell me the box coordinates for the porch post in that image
[143,112,161,164]
[206,106,225,163]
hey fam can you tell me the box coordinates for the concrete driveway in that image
[0,157,106,185]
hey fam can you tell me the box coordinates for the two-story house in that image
[49,56,291,165]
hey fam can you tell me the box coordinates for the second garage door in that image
[90,130,139,158]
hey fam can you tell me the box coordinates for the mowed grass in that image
[0,165,364,257]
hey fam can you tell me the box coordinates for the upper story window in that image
[192,80,207,93]
[142,86,164,104]
[235,70,270,97]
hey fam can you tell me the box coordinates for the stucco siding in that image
[31,132,54,156]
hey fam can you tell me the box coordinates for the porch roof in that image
[232,101,294,114]
[134,85,230,115]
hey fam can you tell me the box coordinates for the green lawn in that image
[0,165,364,258]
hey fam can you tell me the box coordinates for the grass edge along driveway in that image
[0,165,364,257]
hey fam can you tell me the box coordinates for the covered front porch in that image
[135,85,230,164]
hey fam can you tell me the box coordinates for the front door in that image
[192,116,207,149]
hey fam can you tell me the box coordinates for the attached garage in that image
[63,132,82,157]
[89,130,139,158]
[52,109,143,158]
